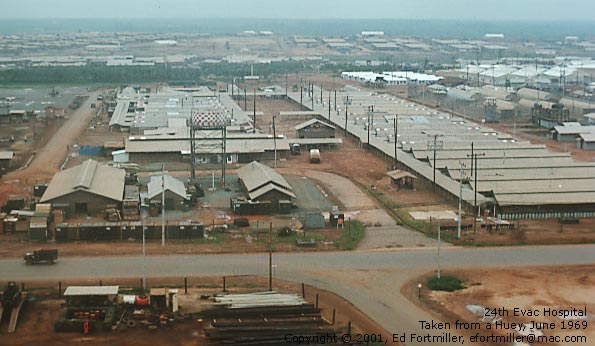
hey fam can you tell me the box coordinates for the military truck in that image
[24,249,58,265]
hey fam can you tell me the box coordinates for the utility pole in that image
[161,163,166,247]
[334,89,337,111]
[428,135,443,191]
[253,88,256,133]
[142,224,146,293]
[470,142,474,177]
[344,96,350,136]
[268,222,273,291]
[457,161,464,240]
[272,116,277,168]
[437,225,441,279]
[393,116,398,166]
[467,152,485,233]
[328,90,331,121]
[367,110,371,148]
[320,85,323,104]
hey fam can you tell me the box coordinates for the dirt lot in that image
[0,276,396,346]
[406,265,595,346]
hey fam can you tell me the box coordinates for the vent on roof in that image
[75,160,98,190]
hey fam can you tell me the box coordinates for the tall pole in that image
[474,154,478,214]
[344,96,349,136]
[268,222,273,291]
[328,90,331,121]
[393,117,398,166]
[222,126,227,185]
[458,161,463,240]
[161,163,165,247]
[334,89,337,111]
[300,86,303,111]
[272,116,277,168]
[367,111,371,148]
[467,152,485,233]
[320,85,322,104]
[470,142,474,177]
[244,85,247,111]
[253,88,256,133]
[142,224,146,292]
[437,225,441,279]
[433,136,437,191]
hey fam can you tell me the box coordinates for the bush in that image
[335,220,365,250]
[427,275,464,292]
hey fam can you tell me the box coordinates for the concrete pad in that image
[409,210,457,220]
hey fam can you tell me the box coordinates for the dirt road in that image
[290,169,442,249]
[0,91,100,204]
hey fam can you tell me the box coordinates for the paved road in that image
[2,245,593,345]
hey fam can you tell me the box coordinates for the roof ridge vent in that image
[75,160,98,190]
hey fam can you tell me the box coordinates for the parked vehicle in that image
[24,249,58,265]
[309,149,321,163]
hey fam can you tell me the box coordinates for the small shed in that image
[577,133,595,150]
[63,286,119,306]
[303,212,325,229]
[0,151,14,170]
[147,174,188,210]
[295,119,336,139]
[387,170,417,190]
[111,149,129,163]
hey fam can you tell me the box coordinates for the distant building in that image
[295,119,336,139]
[361,31,385,37]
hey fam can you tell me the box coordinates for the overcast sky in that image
[1,0,594,21]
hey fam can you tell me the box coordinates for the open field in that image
[407,265,595,346]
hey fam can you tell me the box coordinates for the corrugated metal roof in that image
[0,151,14,160]
[387,170,417,180]
[64,286,119,296]
[237,161,293,193]
[294,118,336,131]
[248,183,296,200]
[147,174,188,200]
[495,191,595,206]
[40,159,125,203]
[289,138,342,145]
[552,126,595,135]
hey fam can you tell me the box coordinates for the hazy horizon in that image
[2,0,595,21]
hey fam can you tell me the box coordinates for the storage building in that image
[147,174,188,210]
[234,161,295,214]
[40,159,125,215]
[295,119,336,139]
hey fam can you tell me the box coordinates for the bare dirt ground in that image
[0,275,396,346]
[405,265,595,346]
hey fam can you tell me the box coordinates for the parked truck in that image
[309,149,321,163]
[24,249,58,265]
